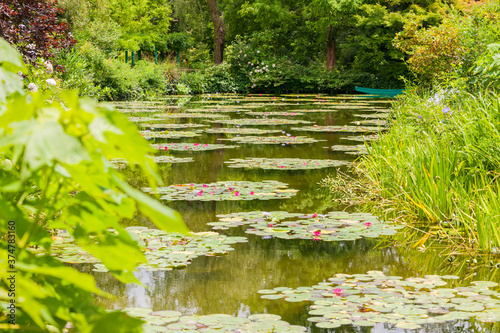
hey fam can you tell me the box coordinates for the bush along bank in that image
[331,86,500,253]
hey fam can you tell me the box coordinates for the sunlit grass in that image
[353,86,500,252]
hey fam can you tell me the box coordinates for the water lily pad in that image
[211,118,313,126]
[211,211,400,242]
[225,158,350,170]
[151,143,238,152]
[350,119,388,126]
[245,111,305,117]
[123,310,307,332]
[143,181,298,201]
[128,117,157,122]
[142,123,209,130]
[291,125,380,133]
[153,113,229,119]
[111,156,194,168]
[139,130,201,139]
[204,127,282,135]
[263,271,500,329]
[221,136,323,145]
[31,228,247,272]
[330,145,368,155]
[340,134,380,142]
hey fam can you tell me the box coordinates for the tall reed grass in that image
[357,86,500,252]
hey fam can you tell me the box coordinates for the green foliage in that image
[59,0,173,52]
[472,43,500,90]
[394,1,500,86]
[357,85,500,252]
[0,38,188,331]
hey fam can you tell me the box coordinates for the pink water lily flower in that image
[312,213,318,218]
[333,288,343,296]
[165,147,168,151]
[250,191,255,195]
[365,222,372,227]
[202,184,208,188]
[268,223,273,227]
[203,144,209,147]
[209,192,214,195]
[189,183,195,186]
[234,191,240,196]
[159,145,163,149]
[197,191,203,196]
[228,187,234,191]
[303,162,307,165]
[313,230,321,237]
[280,166,285,169]
[213,187,217,190]
[193,143,200,146]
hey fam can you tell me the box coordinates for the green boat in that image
[355,86,404,98]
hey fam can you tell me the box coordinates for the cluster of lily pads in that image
[353,113,390,119]
[291,125,380,133]
[204,128,282,135]
[211,119,313,126]
[153,113,229,119]
[221,136,323,145]
[245,111,305,117]
[32,228,247,272]
[142,123,208,130]
[340,134,379,142]
[111,156,194,168]
[122,308,307,333]
[128,117,157,122]
[140,130,202,139]
[142,181,298,201]
[351,119,388,126]
[152,143,238,151]
[260,271,500,329]
[208,211,403,241]
[330,145,369,155]
[224,158,350,170]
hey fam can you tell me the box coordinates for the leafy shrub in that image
[56,47,109,99]
[177,71,206,94]
[0,0,76,63]
[394,3,500,86]
[472,43,500,90]
[0,38,187,332]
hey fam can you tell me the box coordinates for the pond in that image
[83,94,500,332]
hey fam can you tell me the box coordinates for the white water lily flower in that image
[28,83,38,92]
[46,79,57,86]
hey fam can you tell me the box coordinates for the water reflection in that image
[99,95,500,332]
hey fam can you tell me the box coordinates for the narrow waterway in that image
[89,94,500,332]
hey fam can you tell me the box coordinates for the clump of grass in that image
[334,86,500,253]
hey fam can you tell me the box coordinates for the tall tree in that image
[206,0,225,64]
[308,0,362,70]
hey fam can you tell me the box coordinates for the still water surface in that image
[94,94,499,332]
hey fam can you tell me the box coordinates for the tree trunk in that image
[326,25,336,70]
[206,0,225,65]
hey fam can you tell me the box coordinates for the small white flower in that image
[44,61,53,73]
[272,64,275,67]
[46,79,57,86]
[257,50,260,53]
[28,83,38,92]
